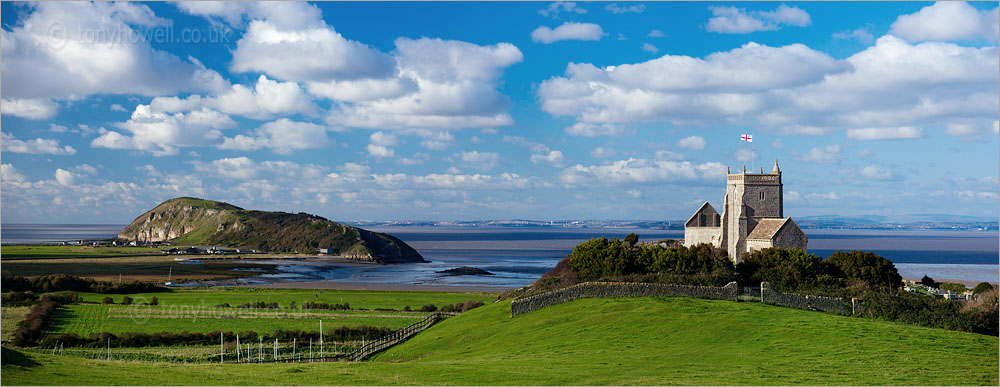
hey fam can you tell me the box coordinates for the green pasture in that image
[46,304,425,335]
[2,307,31,341]
[1,245,165,260]
[71,287,495,310]
[4,296,996,385]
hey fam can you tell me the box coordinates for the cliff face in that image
[117,197,424,263]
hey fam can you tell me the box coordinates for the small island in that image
[437,266,495,276]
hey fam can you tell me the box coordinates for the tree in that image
[102,297,114,304]
[150,296,159,306]
[736,248,831,291]
[624,233,639,248]
[121,296,133,305]
[920,275,937,287]
[972,282,994,295]
[824,250,902,290]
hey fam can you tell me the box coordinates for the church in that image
[683,160,807,263]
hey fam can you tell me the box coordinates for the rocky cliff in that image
[117,197,424,263]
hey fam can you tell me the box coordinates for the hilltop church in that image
[683,160,807,263]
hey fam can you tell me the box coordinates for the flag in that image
[740,134,753,142]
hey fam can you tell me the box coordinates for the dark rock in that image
[438,266,494,276]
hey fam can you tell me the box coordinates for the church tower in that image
[720,160,783,262]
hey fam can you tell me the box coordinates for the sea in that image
[2,224,997,288]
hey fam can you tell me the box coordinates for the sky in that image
[1,1,998,224]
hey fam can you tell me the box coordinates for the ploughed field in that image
[3,295,996,385]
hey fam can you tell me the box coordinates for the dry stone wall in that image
[510,281,740,317]
[511,281,862,317]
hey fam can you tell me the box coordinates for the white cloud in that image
[706,4,811,34]
[530,150,566,167]
[110,104,127,112]
[457,151,500,170]
[150,75,317,120]
[890,2,998,42]
[590,147,617,158]
[54,168,76,186]
[219,119,331,154]
[559,158,725,186]
[2,2,228,100]
[1,98,59,120]
[369,131,399,147]
[647,29,665,38]
[641,43,658,53]
[539,35,996,138]
[564,122,632,137]
[806,192,840,200]
[606,3,646,15]
[655,150,684,161]
[626,189,642,198]
[1,164,27,185]
[1,132,76,155]
[306,78,417,102]
[859,165,894,180]
[796,145,842,164]
[833,27,875,44]
[48,124,68,133]
[846,126,925,140]
[531,22,605,44]
[92,105,236,156]
[677,136,706,150]
[366,144,395,158]
[417,131,456,150]
[539,2,586,19]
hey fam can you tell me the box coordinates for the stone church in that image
[683,160,807,263]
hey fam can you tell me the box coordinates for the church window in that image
[759,191,765,200]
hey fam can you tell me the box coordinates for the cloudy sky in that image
[2,1,997,224]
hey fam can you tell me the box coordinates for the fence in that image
[349,312,456,361]
[510,281,860,317]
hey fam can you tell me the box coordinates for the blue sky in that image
[2,1,997,224]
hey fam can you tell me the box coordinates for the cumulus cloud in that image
[859,165,895,180]
[846,126,925,140]
[590,147,617,158]
[559,158,725,186]
[890,2,998,42]
[1,132,76,155]
[530,150,566,167]
[2,2,228,100]
[457,151,500,170]
[539,2,586,19]
[54,168,77,186]
[365,132,398,158]
[641,43,658,53]
[150,75,317,120]
[92,105,236,156]
[606,3,646,15]
[564,122,632,137]
[531,22,605,44]
[833,27,875,44]
[1,98,59,120]
[806,192,840,200]
[677,136,706,150]
[219,119,331,154]
[539,35,996,138]
[796,145,842,164]
[706,4,811,34]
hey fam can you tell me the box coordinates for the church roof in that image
[685,202,718,226]
[747,218,794,240]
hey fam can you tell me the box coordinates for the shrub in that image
[972,282,994,295]
[150,296,158,306]
[736,248,834,292]
[420,304,437,312]
[2,291,38,306]
[939,283,968,294]
[920,275,937,287]
[403,305,411,312]
[121,296,133,305]
[102,297,114,304]
[1,274,162,294]
[824,250,902,290]
[10,295,70,346]
[861,290,998,336]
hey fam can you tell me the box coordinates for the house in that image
[317,245,338,255]
[683,161,808,263]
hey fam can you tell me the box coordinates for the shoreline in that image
[242,280,514,293]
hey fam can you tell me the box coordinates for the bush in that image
[10,294,75,346]
[939,283,968,294]
[824,250,902,290]
[420,304,437,312]
[736,248,835,292]
[920,275,937,287]
[102,297,114,304]
[1,274,163,294]
[150,296,158,306]
[972,282,994,295]
[861,290,998,336]
[121,296,133,305]
[2,291,38,306]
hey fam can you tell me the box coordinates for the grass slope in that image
[3,297,996,385]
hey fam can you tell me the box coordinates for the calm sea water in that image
[2,224,997,286]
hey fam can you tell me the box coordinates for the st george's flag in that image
[740,133,753,142]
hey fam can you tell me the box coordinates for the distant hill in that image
[117,197,424,263]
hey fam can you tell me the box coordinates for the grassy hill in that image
[3,296,996,385]
[117,197,423,262]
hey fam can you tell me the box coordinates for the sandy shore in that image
[243,280,513,293]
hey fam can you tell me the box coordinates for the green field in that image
[3,296,996,385]
[71,288,495,310]
[46,304,426,335]
[0,246,165,260]
[2,307,31,342]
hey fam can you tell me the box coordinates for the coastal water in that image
[2,224,997,287]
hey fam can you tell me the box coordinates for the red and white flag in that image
[740,134,753,142]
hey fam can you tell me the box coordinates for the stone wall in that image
[511,281,861,317]
[761,282,851,315]
[684,227,723,248]
[510,281,739,317]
